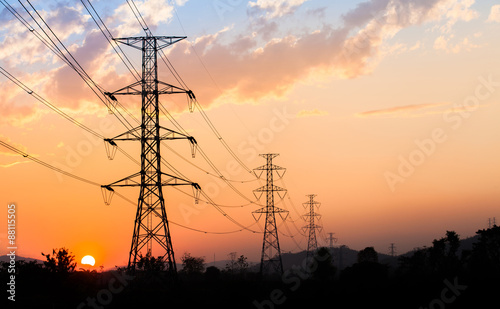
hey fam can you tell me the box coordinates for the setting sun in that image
[81,255,95,267]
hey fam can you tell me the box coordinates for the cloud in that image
[165,0,468,109]
[0,161,31,168]
[438,0,478,33]
[111,0,178,37]
[0,70,51,126]
[1,0,484,126]
[487,5,500,23]
[356,103,450,118]
[433,34,480,53]
[0,134,28,156]
[248,0,309,19]
[296,109,329,118]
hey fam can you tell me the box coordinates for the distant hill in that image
[4,234,482,272]
[249,233,482,273]
[398,233,480,258]
[280,246,398,272]
[0,254,43,264]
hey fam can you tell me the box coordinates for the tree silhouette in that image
[136,252,167,272]
[357,247,378,263]
[468,226,500,276]
[311,247,336,281]
[41,247,76,273]
[225,252,249,275]
[180,252,205,275]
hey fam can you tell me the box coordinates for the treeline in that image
[1,226,499,308]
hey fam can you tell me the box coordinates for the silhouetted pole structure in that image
[489,217,497,228]
[326,232,337,250]
[252,154,288,275]
[389,243,397,257]
[303,194,322,260]
[100,35,200,274]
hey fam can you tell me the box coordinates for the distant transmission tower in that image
[252,154,288,275]
[326,232,337,250]
[489,217,497,228]
[389,243,397,257]
[302,194,322,260]
[101,35,200,274]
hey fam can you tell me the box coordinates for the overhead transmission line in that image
[0,66,139,165]
[0,67,102,139]
[122,0,261,203]
[2,1,262,236]
[82,0,257,189]
[9,0,262,232]
[0,140,100,187]
[127,0,254,175]
[8,0,136,131]
[0,139,256,235]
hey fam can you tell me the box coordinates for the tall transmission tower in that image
[252,154,288,275]
[302,194,322,260]
[100,35,200,274]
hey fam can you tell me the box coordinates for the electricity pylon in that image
[302,194,322,260]
[100,35,200,274]
[389,243,397,257]
[326,232,337,250]
[252,154,288,275]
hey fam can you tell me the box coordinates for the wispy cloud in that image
[0,161,31,168]
[0,0,486,125]
[0,134,28,156]
[296,109,329,118]
[248,0,309,19]
[488,5,500,23]
[356,102,450,118]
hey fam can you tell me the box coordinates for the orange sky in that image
[1,0,500,268]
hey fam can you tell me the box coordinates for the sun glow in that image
[81,255,96,266]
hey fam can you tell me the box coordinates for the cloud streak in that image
[356,103,450,118]
[296,109,329,118]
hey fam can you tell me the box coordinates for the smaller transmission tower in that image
[489,217,497,228]
[326,232,337,250]
[389,243,397,257]
[252,154,288,275]
[302,194,322,260]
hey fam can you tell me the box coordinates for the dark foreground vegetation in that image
[2,226,499,309]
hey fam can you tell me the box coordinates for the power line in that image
[0,66,103,139]
[0,138,255,236]
[123,0,259,204]
[0,139,100,187]
[5,0,136,131]
[80,0,141,81]
[0,66,139,165]
[129,0,254,175]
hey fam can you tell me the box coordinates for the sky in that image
[1,0,500,269]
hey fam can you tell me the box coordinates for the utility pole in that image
[252,154,288,276]
[302,194,322,261]
[100,35,200,274]
[389,243,397,257]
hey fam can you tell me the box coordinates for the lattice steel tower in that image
[303,194,322,260]
[252,154,288,275]
[389,243,397,257]
[101,35,200,274]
